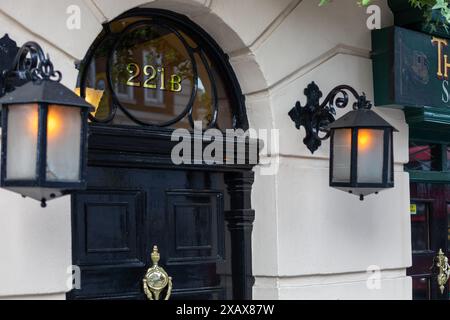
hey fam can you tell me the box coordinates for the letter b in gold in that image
[170,75,182,92]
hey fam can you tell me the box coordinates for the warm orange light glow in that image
[46,106,64,139]
[358,129,373,151]
[26,106,62,139]
[27,106,39,136]
[74,87,104,116]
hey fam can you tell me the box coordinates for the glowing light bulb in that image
[47,106,63,139]
[358,129,372,151]
[26,105,63,139]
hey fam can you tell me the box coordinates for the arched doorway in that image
[68,9,258,300]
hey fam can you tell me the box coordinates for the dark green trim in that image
[408,171,450,183]
[406,106,450,127]
[409,126,450,144]
[371,27,395,108]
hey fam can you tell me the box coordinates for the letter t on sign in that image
[432,37,449,79]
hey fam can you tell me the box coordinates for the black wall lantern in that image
[0,35,94,207]
[289,82,398,200]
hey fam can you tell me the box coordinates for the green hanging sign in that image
[372,26,450,111]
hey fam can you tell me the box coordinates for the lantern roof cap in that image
[0,79,94,111]
[327,108,398,131]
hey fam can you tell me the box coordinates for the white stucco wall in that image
[0,0,412,300]
[0,5,79,299]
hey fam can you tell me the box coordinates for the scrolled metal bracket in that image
[0,34,62,129]
[0,34,61,99]
[0,34,20,98]
[288,81,372,154]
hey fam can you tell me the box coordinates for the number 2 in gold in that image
[144,65,157,89]
[126,63,141,87]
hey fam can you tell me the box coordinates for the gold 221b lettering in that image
[126,62,182,92]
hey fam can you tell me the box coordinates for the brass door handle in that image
[143,246,173,300]
[435,249,450,295]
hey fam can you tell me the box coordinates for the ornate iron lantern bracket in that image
[0,34,20,98]
[288,81,372,154]
[0,36,62,100]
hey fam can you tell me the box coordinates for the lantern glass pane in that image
[357,129,384,184]
[46,105,81,182]
[6,104,38,180]
[332,129,352,183]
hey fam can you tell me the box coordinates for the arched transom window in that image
[78,9,248,131]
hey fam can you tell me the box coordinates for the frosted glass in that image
[6,104,38,180]
[357,129,384,184]
[46,105,81,182]
[332,129,352,183]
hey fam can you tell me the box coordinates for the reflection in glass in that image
[411,202,430,252]
[448,204,450,243]
[412,277,430,300]
[406,143,441,171]
[80,17,234,130]
[110,23,195,126]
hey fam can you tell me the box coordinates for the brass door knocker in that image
[435,249,450,295]
[143,246,173,300]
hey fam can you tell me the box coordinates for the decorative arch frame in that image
[77,8,250,131]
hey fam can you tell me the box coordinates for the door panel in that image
[166,191,225,264]
[76,191,145,265]
[69,166,232,300]
[409,183,449,300]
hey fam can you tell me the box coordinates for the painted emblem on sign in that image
[411,51,430,85]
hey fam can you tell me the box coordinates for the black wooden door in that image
[67,125,257,300]
[408,183,450,300]
[69,167,232,300]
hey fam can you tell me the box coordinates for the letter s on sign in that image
[443,80,449,103]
